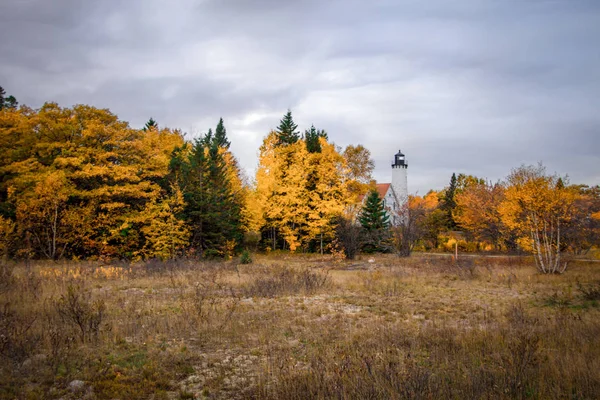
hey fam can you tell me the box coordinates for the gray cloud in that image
[1,0,599,193]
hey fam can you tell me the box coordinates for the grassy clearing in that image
[1,254,599,399]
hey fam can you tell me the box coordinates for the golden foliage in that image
[254,133,349,251]
[0,103,184,259]
[499,165,577,273]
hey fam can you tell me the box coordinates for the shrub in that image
[577,280,600,301]
[334,216,362,260]
[240,250,252,265]
[55,284,106,342]
[244,266,329,298]
[0,302,41,365]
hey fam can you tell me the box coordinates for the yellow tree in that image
[343,144,374,200]
[255,131,285,250]
[454,181,507,250]
[499,164,576,273]
[0,216,16,263]
[268,141,310,251]
[141,184,190,260]
[305,138,348,253]
[1,103,183,259]
[14,170,72,259]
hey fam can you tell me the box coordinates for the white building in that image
[378,150,409,226]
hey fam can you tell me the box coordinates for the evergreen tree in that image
[359,189,391,253]
[143,117,158,131]
[0,86,18,110]
[441,172,458,229]
[4,96,18,109]
[214,118,230,149]
[202,128,214,147]
[276,110,299,146]
[179,139,209,253]
[305,125,328,153]
[360,189,390,231]
[178,128,243,258]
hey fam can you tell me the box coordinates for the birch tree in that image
[499,164,576,273]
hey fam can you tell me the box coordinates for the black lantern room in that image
[392,150,407,167]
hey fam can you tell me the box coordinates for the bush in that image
[577,280,600,301]
[240,250,252,264]
[334,217,362,260]
[55,284,106,342]
[244,266,329,298]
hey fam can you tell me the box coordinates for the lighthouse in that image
[391,149,408,225]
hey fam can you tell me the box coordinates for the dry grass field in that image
[1,254,600,399]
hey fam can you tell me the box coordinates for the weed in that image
[577,280,600,301]
[243,266,329,297]
[55,284,106,342]
[240,250,252,264]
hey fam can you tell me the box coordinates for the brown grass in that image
[1,254,599,399]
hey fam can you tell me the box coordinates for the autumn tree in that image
[407,191,447,250]
[141,184,189,260]
[0,102,184,259]
[255,125,349,252]
[0,215,16,263]
[454,181,509,250]
[499,164,576,273]
[15,171,72,260]
[561,185,600,255]
[265,139,310,251]
[343,144,375,202]
[305,137,348,253]
[455,173,485,194]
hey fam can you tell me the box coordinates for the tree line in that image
[1,89,599,267]
[402,169,600,272]
[0,93,375,260]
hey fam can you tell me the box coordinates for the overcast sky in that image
[1,0,599,193]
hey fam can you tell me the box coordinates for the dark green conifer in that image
[0,86,18,110]
[305,125,328,153]
[177,129,243,258]
[359,189,391,253]
[214,118,230,149]
[360,189,390,231]
[276,110,299,146]
[441,172,458,229]
[143,117,158,131]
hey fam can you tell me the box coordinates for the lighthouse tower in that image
[391,149,408,224]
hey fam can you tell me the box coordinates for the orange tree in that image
[499,164,577,273]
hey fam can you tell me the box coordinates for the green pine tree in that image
[360,189,390,231]
[202,128,214,147]
[0,86,18,110]
[276,110,299,146]
[177,130,243,258]
[359,189,391,253]
[143,117,158,131]
[214,118,230,149]
[441,172,458,229]
[305,125,328,153]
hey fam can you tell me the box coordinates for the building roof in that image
[358,183,391,202]
[376,183,391,198]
